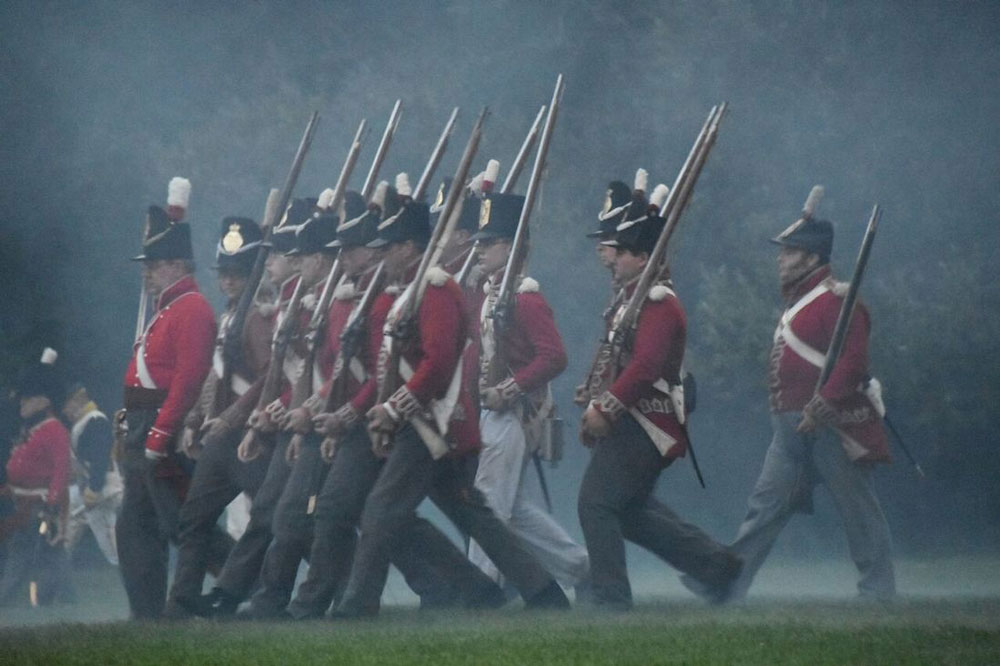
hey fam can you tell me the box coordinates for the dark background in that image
[1,0,997,561]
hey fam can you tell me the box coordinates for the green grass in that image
[3,600,999,665]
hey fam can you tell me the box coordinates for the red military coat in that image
[124,275,216,453]
[769,265,889,463]
[314,271,377,406]
[479,274,567,397]
[6,417,71,507]
[592,280,689,459]
[380,267,480,457]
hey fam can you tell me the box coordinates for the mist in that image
[1,0,998,602]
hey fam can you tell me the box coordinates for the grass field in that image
[2,599,999,665]
[2,557,1000,664]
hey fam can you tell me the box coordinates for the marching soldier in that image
[167,215,274,616]
[198,202,307,616]
[706,202,895,602]
[0,348,72,606]
[119,189,223,619]
[239,195,342,618]
[287,183,506,618]
[577,179,741,610]
[62,383,122,567]
[333,196,569,617]
[467,191,590,591]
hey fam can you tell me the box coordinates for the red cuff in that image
[145,427,173,453]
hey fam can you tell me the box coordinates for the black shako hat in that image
[15,348,64,406]
[264,197,318,253]
[431,177,482,234]
[470,192,526,242]
[770,217,834,263]
[588,180,632,238]
[132,205,193,261]
[368,199,431,248]
[328,190,378,248]
[289,208,339,256]
[214,216,263,272]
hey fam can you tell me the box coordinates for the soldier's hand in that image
[201,417,231,442]
[481,388,505,412]
[282,407,313,434]
[260,399,286,432]
[285,433,304,463]
[573,384,590,407]
[796,413,818,434]
[320,436,338,463]
[180,427,201,460]
[367,404,398,459]
[238,428,262,462]
[581,406,611,440]
[82,487,101,508]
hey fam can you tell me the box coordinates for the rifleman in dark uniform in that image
[167,215,274,616]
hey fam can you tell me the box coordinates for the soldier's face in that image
[382,241,420,280]
[143,260,185,295]
[19,395,51,420]
[265,253,294,285]
[299,252,333,287]
[613,248,648,283]
[777,247,819,285]
[596,243,617,269]
[217,268,248,302]
[476,238,511,275]
[340,245,375,277]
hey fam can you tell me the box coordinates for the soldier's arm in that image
[146,301,217,454]
[47,424,72,508]
[819,303,871,403]
[594,299,678,420]
[508,290,568,393]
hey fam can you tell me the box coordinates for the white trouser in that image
[66,476,123,566]
[468,409,589,588]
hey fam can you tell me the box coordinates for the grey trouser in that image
[246,431,329,615]
[729,412,896,600]
[214,430,289,600]
[336,425,554,616]
[169,425,273,605]
[578,414,738,608]
[288,424,500,618]
[117,408,232,619]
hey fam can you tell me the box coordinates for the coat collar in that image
[156,274,200,310]
[782,265,831,305]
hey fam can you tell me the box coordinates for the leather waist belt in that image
[123,386,168,410]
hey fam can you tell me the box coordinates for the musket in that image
[362,100,402,200]
[237,276,306,459]
[456,103,547,287]
[222,112,320,386]
[330,119,369,213]
[413,107,459,202]
[377,108,488,405]
[815,205,881,391]
[491,75,564,338]
[501,104,547,194]
[608,104,725,349]
[324,261,387,415]
[809,206,923,478]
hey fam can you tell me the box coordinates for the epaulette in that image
[301,293,317,311]
[649,284,673,302]
[333,283,355,301]
[425,266,450,287]
[258,302,278,317]
[830,280,849,297]
[517,277,540,294]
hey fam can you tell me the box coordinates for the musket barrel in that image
[501,104,547,194]
[413,107,459,202]
[817,204,881,390]
[362,100,402,200]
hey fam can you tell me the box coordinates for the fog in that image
[1,0,998,592]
